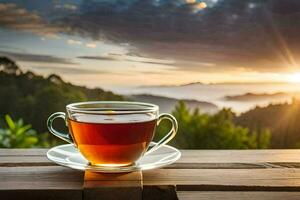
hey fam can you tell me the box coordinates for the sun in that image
[289,72,300,83]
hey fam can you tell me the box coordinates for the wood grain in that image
[177,191,300,200]
[0,166,83,190]
[143,185,178,200]
[4,149,300,199]
[84,171,142,181]
[0,166,83,200]
[165,163,270,169]
[83,171,142,200]
[3,149,300,168]
[143,168,300,191]
[178,150,300,163]
[0,149,47,156]
[0,190,82,200]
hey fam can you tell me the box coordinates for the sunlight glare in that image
[195,2,207,9]
[289,72,300,83]
[186,0,196,4]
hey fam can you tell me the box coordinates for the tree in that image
[47,74,63,84]
[0,57,124,133]
[236,98,300,148]
[155,101,270,149]
[0,57,22,75]
[31,85,87,132]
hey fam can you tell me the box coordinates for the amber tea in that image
[68,115,157,166]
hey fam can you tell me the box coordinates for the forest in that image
[0,57,299,149]
[236,100,300,148]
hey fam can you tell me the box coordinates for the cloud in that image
[0,3,62,36]
[78,53,174,65]
[0,51,76,64]
[67,40,97,48]
[2,0,300,73]
[56,0,300,72]
[67,39,82,45]
[85,43,97,48]
[28,66,109,75]
[54,3,77,11]
[0,45,25,52]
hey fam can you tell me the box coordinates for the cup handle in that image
[47,112,72,144]
[145,113,178,155]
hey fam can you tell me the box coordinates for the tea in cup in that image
[47,101,178,167]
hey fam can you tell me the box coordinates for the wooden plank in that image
[168,150,300,169]
[1,149,299,161]
[177,191,300,200]
[83,171,142,200]
[0,149,54,167]
[84,171,142,181]
[4,149,300,169]
[2,156,298,169]
[3,149,295,161]
[0,149,48,156]
[143,168,300,191]
[0,156,55,166]
[0,166,83,190]
[4,149,300,162]
[1,190,82,200]
[166,163,270,169]
[0,166,84,200]
[143,185,178,200]
[178,150,300,163]
[3,149,300,199]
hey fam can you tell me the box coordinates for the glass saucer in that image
[46,142,181,173]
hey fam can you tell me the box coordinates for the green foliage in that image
[0,115,38,148]
[0,57,124,134]
[0,115,63,148]
[155,101,270,149]
[0,57,21,75]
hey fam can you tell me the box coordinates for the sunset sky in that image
[1,0,300,88]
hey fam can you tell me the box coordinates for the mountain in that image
[178,82,205,87]
[224,92,291,101]
[118,81,300,113]
[128,94,218,114]
[141,81,296,88]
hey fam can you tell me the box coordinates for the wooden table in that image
[2,149,300,200]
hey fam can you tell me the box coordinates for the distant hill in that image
[141,81,296,88]
[0,57,124,133]
[128,94,218,114]
[225,92,291,101]
[178,82,205,87]
[132,82,300,114]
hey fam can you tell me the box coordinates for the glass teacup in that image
[47,101,178,167]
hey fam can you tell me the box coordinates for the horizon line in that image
[138,81,300,88]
